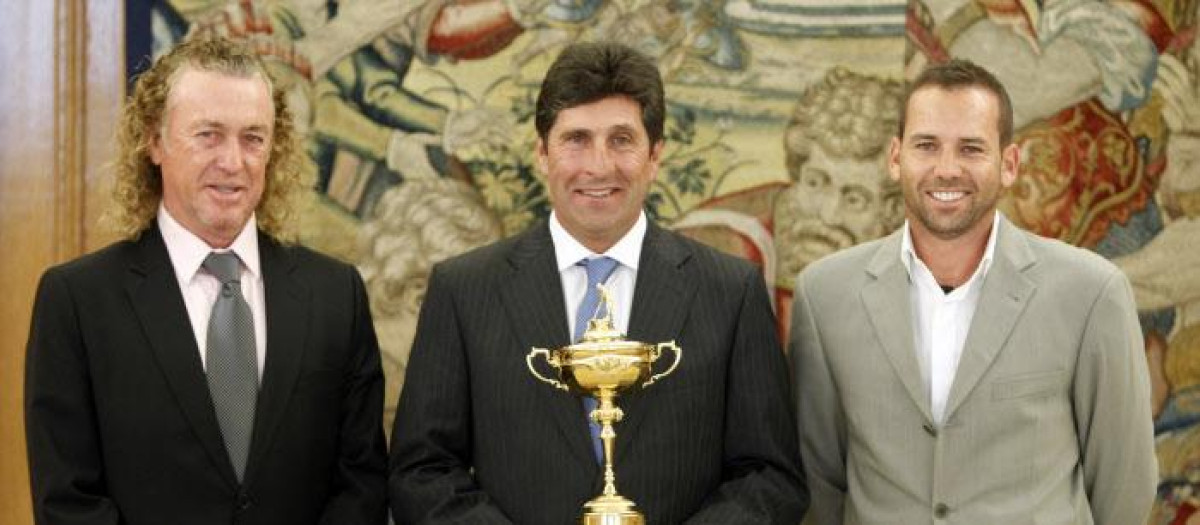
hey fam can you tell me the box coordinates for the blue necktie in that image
[575,257,620,462]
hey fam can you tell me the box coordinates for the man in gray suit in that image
[389,42,808,523]
[791,58,1156,524]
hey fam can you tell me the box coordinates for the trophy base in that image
[581,495,645,525]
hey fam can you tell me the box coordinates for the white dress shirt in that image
[900,212,999,425]
[550,211,646,339]
[158,206,267,380]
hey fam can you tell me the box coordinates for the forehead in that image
[549,96,645,135]
[163,67,274,126]
[903,85,1000,141]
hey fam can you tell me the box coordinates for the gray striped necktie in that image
[203,251,258,482]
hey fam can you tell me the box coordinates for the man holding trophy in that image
[388,42,808,523]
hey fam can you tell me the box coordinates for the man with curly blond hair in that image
[24,37,387,525]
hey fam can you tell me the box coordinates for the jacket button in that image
[923,423,937,437]
[235,491,252,512]
[934,503,950,518]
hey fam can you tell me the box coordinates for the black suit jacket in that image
[389,220,808,524]
[25,225,387,525]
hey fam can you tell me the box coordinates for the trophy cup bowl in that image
[526,285,681,525]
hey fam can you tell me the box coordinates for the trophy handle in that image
[526,347,569,392]
[644,340,682,388]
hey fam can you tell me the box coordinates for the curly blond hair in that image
[107,37,305,242]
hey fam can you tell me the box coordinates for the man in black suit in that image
[389,41,808,524]
[24,37,387,525]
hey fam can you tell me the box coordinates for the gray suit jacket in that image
[389,220,808,524]
[791,216,1155,524]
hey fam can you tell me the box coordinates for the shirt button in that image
[934,503,950,518]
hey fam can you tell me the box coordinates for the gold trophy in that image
[526,284,682,525]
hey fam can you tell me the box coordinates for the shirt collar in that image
[900,211,1000,281]
[158,205,261,281]
[549,211,646,272]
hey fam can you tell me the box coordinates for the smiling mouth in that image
[206,184,246,198]
[929,190,967,202]
[577,188,617,198]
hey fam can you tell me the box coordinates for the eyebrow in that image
[557,122,640,136]
[188,120,271,133]
[908,133,988,146]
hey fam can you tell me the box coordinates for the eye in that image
[842,186,873,212]
[243,134,268,148]
[800,167,830,189]
[611,133,635,149]
[562,131,589,145]
[193,129,221,146]
[914,140,936,151]
[961,145,984,155]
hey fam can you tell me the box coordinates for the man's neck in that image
[909,214,994,288]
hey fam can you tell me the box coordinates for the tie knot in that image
[579,257,619,287]
[203,252,242,285]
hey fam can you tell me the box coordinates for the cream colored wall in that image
[0,2,123,523]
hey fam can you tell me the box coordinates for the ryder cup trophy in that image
[526,284,682,525]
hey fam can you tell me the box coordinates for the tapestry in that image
[135,0,1200,520]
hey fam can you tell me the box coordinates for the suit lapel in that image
[126,227,239,487]
[943,218,1036,421]
[617,224,694,457]
[498,222,597,466]
[241,235,310,487]
[860,232,933,423]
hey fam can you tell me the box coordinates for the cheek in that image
[544,155,580,183]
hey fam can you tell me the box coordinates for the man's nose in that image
[933,149,963,178]
[585,145,615,173]
[214,140,245,171]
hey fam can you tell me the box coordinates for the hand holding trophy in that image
[526,283,682,524]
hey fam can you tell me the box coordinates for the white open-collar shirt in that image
[900,212,1000,425]
[158,206,267,380]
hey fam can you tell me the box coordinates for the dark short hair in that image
[898,58,1014,146]
[535,42,665,148]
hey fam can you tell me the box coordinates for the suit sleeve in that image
[1072,269,1156,525]
[388,264,513,523]
[25,269,122,525]
[791,269,847,524]
[318,268,389,524]
[685,267,809,524]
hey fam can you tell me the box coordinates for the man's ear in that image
[535,137,548,177]
[148,127,165,166]
[648,139,665,180]
[1000,142,1019,188]
[886,136,902,182]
